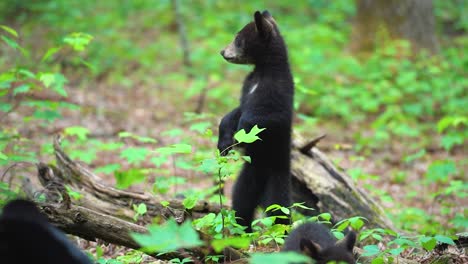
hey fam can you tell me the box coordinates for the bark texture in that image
[351,0,439,53]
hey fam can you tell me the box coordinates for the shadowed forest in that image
[0,1,467,263]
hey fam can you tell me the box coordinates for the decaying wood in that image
[291,134,394,230]
[34,200,205,262]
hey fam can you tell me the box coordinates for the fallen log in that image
[48,134,393,229]
[50,135,223,222]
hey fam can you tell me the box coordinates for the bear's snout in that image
[220,50,225,57]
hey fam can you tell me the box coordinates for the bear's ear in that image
[336,231,357,251]
[262,10,272,18]
[254,10,273,39]
[300,238,321,259]
[261,10,277,25]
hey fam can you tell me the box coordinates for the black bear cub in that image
[0,199,92,264]
[283,222,356,264]
[218,10,294,232]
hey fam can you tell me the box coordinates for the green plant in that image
[131,218,202,254]
[0,26,89,167]
[132,203,147,222]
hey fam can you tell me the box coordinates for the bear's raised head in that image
[220,10,285,65]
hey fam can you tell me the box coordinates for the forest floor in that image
[4,69,466,263]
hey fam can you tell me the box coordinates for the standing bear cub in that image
[218,10,294,232]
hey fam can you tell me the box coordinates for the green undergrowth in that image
[1,1,467,263]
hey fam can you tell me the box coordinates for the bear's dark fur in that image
[218,10,294,232]
[0,199,92,264]
[282,222,356,264]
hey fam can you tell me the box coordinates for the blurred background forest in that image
[0,0,467,262]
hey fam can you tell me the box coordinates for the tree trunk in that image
[350,0,439,53]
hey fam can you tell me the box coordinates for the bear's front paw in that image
[217,139,233,156]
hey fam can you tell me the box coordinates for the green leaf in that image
[426,160,457,182]
[199,158,221,174]
[348,216,366,230]
[403,149,426,163]
[183,195,198,210]
[94,163,121,174]
[318,212,331,221]
[63,32,93,51]
[0,103,12,112]
[120,147,149,164]
[211,237,251,252]
[434,235,455,245]
[41,46,62,62]
[332,231,345,240]
[114,169,146,189]
[13,84,30,95]
[189,121,211,133]
[161,201,170,207]
[437,116,467,133]
[32,110,62,122]
[280,207,290,215]
[130,219,203,253]
[234,125,266,144]
[65,185,83,200]
[391,237,416,247]
[0,151,8,160]
[1,35,26,55]
[389,247,404,256]
[291,202,314,211]
[64,126,90,141]
[265,204,282,213]
[249,252,310,264]
[68,148,96,164]
[241,156,251,163]
[39,73,55,88]
[18,69,35,79]
[118,131,157,143]
[38,72,68,97]
[371,257,385,264]
[136,203,147,215]
[161,128,183,137]
[151,155,168,168]
[156,144,192,155]
[420,236,437,251]
[362,244,380,256]
[0,25,18,38]
[441,133,464,151]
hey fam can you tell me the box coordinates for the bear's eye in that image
[234,37,242,48]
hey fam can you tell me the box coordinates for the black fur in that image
[218,10,294,232]
[0,199,92,264]
[283,222,356,264]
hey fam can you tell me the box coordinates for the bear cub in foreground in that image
[283,222,356,264]
[218,10,294,232]
[0,199,92,264]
